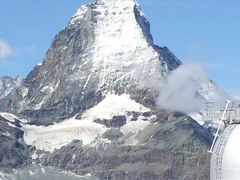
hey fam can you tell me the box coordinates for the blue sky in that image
[0,0,239,95]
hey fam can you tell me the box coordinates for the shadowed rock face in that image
[0,115,29,171]
[0,0,212,179]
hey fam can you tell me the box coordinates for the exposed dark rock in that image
[94,116,127,128]
[154,46,182,71]
[0,116,30,171]
[0,76,18,102]
[102,129,123,141]
[40,116,211,180]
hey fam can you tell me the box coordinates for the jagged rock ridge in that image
[0,76,19,102]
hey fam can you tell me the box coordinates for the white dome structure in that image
[201,100,240,180]
[211,125,240,180]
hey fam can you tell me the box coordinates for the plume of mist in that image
[157,62,208,113]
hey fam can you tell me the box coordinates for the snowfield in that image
[23,118,108,152]
[0,112,16,122]
[22,93,151,152]
[82,93,150,120]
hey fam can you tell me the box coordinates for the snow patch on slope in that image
[22,93,150,152]
[23,118,108,152]
[82,93,150,120]
[0,112,16,122]
[189,112,205,126]
[0,112,27,124]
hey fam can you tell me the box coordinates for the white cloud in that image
[157,62,208,113]
[0,40,13,58]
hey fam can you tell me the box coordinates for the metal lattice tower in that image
[202,101,240,125]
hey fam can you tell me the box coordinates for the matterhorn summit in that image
[0,0,181,124]
[0,0,219,179]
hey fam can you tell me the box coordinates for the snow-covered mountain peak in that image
[0,0,181,124]
[94,0,136,5]
[69,0,152,40]
[85,0,165,88]
[70,0,138,26]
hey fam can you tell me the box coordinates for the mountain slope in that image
[0,76,20,102]
[41,116,211,180]
[0,0,213,179]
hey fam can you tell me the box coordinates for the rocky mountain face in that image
[0,113,29,171]
[0,0,182,125]
[0,0,214,179]
[40,115,211,180]
[0,76,19,102]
